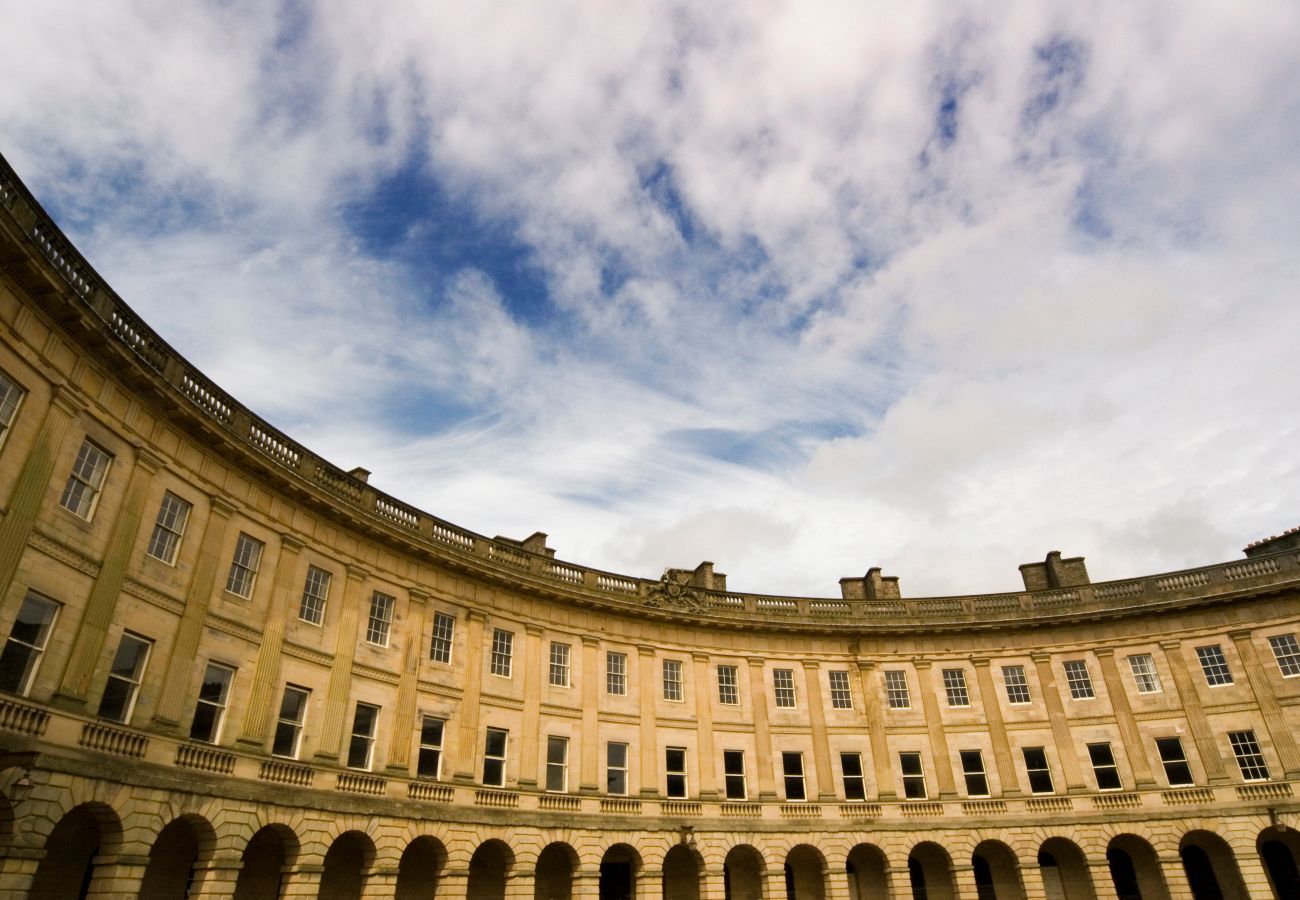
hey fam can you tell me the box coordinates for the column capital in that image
[466,609,488,623]
[279,532,306,553]
[1159,638,1183,651]
[131,443,166,474]
[208,495,238,517]
[345,564,370,583]
[746,656,767,669]
[692,651,711,663]
[1030,651,1053,664]
[913,659,932,670]
[1227,628,1254,642]
[638,644,657,658]
[801,659,822,672]
[526,623,545,637]
[1093,647,1115,660]
[972,657,991,669]
[407,589,429,605]
[581,635,601,648]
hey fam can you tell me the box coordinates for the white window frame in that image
[1155,736,1194,786]
[1022,746,1054,794]
[146,491,191,565]
[665,746,688,798]
[490,629,513,677]
[189,662,234,744]
[884,670,911,709]
[1002,665,1031,704]
[365,592,395,647]
[97,632,151,724]
[841,752,867,801]
[429,612,455,663]
[717,664,739,705]
[1228,730,1270,781]
[1196,645,1234,686]
[1087,742,1122,790]
[546,735,569,792]
[1063,660,1095,699]
[723,749,747,800]
[960,749,989,796]
[1269,634,1300,677]
[663,658,683,702]
[418,716,444,779]
[900,751,927,799]
[298,566,331,626]
[0,592,59,696]
[606,651,627,695]
[60,439,112,520]
[828,670,853,709]
[782,751,807,801]
[272,685,310,759]
[607,742,629,795]
[225,533,264,599]
[483,727,509,786]
[943,668,970,707]
[773,668,796,708]
[1127,654,1162,693]
[549,641,571,688]
[347,702,380,770]
[0,369,25,452]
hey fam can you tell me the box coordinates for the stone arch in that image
[138,813,217,899]
[663,842,704,900]
[397,835,448,900]
[1178,830,1247,900]
[1037,837,1096,900]
[536,841,580,900]
[973,839,1027,900]
[845,843,889,900]
[1107,834,1169,900]
[28,801,123,899]
[318,829,377,900]
[0,789,13,853]
[907,841,956,900]
[468,837,517,900]
[233,823,301,900]
[785,844,827,900]
[725,844,766,900]
[1258,825,1300,900]
[600,842,642,900]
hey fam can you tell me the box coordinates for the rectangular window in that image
[146,492,191,564]
[1155,737,1194,786]
[0,592,59,696]
[1128,654,1162,693]
[546,736,569,792]
[900,751,927,799]
[225,533,264,598]
[97,632,151,723]
[490,629,513,677]
[1088,742,1122,790]
[1064,660,1095,699]
[1002,665,1031,704]
[549,642,571,687]
[1269,634,1300,677]
[829,670,853,709]
[365,592,395,647]
[1196,645,1234,686]
[347,703,379,770]
[663,659,683,701]
[483,727,508,786]
[298,566,331,625]
[782,751,806,801]
[417,716,444,778]
[1022,747,1054,794]
[773,668,796,708]
[943,668,970,707]
[841,752,867,801]
[59,439,112,519]
[723,750,747,800]
[1228,730,1270,781]
[429,612,455,663]
[607,742,629,795]
[188,662,234,744]
[717,665,739,705]
[0,370,24,450]
[606,652,627,695]
[960,749,989,796]
[272,685,310,758]
[884,670,911,709]
[665,747,688,798]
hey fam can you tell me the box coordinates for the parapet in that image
[1019,550,1090,591]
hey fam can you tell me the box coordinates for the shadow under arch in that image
[663,841,705,900]
[1179,829,1247,900]
[1258,825,1300,900]
[724,843,766,900]
[1038,837,1096,900]
[908,841,956,900]
[468,837,517,900]
[600,842,642,900]
[397,835,448,900]
[233,823,302,900]
[1107,834,1169,900]
[319,829,377,900]
[535,840,580,900]
[973,839,1027,900]
[139,813,218,900]
[786,843,827,900]
[28,801,124,899]
[845,843,889,900]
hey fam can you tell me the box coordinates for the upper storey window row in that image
[1063,660,1095,699]
[146,492,191,565]
[430,613,455,663]
[1196,645,1234,686]
[225,534,263,598]
[60,439,111,520]
[1270,634,1300,677]
[1128,654,1162,693]
[606,652,627,695]
[366,593,395,647]
[490,629,513,677]
[299,566,331,626]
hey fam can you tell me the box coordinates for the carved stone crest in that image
[644,570,706,611]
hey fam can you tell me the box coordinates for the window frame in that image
[717,664,739,706]
[1127,654,1162,694]
[606,651,627,695]
[429,612,455,664]
[773,668,797,709]
[549,641,571,688]
[662,658,684,702]
[417,716,445,779]
[1269,634,1300,677]
[272,685,310,759]
[225,533,264,599]
[1087,742,1122,790]
[960,749,990,797]
[723,749,747,800]
[145,491,191,565]
[483,727,509,786]
[59,438,112,520]
[297,565,331,626]
[96,632,151,724]
[188,661,235,744]
[1001,665,1031,704]
[884,670,911,709]
[347,702,380,770]
[1195,644,1234,686]
[665,746,688,798]
[365,592,395,647]
[1022,746,1054,794]
[1063,659,1095,700]
[607,742,629,795]
[1155,736,1194,787]
[0,592,59,697]
[546,735,569,793]
[782,751,807,801]
[0,369,25,452]
[840,751,867,801]
[490,629,514,678]
[828,670,853,709]
[942,668,970,707]
[1228,730,1270,781]
[899,751,927,799]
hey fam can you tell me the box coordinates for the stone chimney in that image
[1019,551,1089,591]
[664,562,727,592]
[494,531,556,558]
[839,567,901,600]
[348,467,370,483]
[1244,526,1300,559]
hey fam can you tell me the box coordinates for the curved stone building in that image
[0,151,1298,900]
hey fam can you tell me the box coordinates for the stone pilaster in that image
[1228,628,1300,777]
[1094,648,1156,787]
[638,644,658,797]
[856,660,895,799]
[914,661,956,798]
[385,589,428,772]
[747,657,776,800]
[972,658,1020,796]
[518,624,544,789]
[693,651,717,798]
[236,534,305,748]
[1159,639,1230,782]
[453,610,487,781]
[313,565,368,762]
[801,660,836,800]
[579,636,601,792]
[1032,653,1088,791]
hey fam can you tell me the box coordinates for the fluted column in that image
[313,565,368,762]
[747,657,776,799]
[151,496,236,727]
[236,534,305,748]
[638,644,658,796]
[801,660,836,800]
[579,636,600,792]
[972,658,1020,796]
[693,651,717,798]
[1228,628,1300,777]
[53,446,161,709]
[0,386,79,604]
[385,589,428,772]
[914,661,956,798]
[453,610,487,781]
[1032,653,1088,791]
[1159,640,1230,781]
[519,625,544,789]
[856,660,895,799]
[1094,649,1156,787]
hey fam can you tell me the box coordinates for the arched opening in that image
[1107,836,1169,900]
[536,842,578,900]
[468,839,515,900]
[973,840,1026,900]
[1180,831,1246,900]
[600,844,641,900]
[0,791,14,853]
[724,845,765,900]
[1258,826,1300,900]
[139,815,214,899]
[396,836,446,900]
[234,824,298,900]
[845,844,889,900]
[785,844,826,900]
[664,844,702,900]
[1037,838,1096,900]
[28,802,122,899]
[318,830,375,900]
[908,842,956,900]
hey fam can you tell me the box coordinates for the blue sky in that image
[2,1,1298,595]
